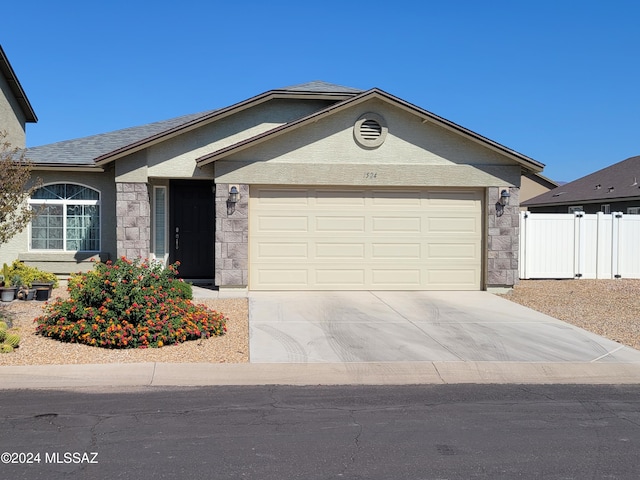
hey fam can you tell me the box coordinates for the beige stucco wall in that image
[215,99,522,188]
[0,73,27,148]
[0,170,117,272]
[520,173,554,206]
[114,99,334,180]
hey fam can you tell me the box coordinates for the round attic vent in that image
[354,112,388,148]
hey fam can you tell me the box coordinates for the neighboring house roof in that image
[522,155,640,207]
[25,81,544,174]
[0,45,37,123]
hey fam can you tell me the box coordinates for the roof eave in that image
[33,164,105,173]
[0,46,38,123]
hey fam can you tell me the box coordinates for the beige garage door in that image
[249,186,483,290]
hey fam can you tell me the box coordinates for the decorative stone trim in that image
[215,183,248,287]
[116,182,150,259]
[486,186,519,288]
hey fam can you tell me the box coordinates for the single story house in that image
[523,155,640,214]
[2,81,545,291]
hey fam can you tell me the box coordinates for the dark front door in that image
[169,180,215,279]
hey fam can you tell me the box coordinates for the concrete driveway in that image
[249,291,640,364]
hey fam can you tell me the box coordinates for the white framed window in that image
[601,204,611,214]
[568,206,583,213]
[152,186,167,261]
[29,183,100,251]
[628,207,640,215]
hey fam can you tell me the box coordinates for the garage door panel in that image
[371,190,422,205]
[316,243,366,259]
[426,268,479,288]
[250,186,482,290]
[372,243,421,259]
[256,189,309,205]
[316,190,366,205]
[258,269,308,286]
[315,216,366,232]
[427,242,478,259]
[316,269,365,285]
[256,242,308,259]
[372,216,422,233]
[427,216,479,234]
[372,269,422,286]
[258,216,308,232]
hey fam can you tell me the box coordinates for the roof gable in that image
[196,88,544,172]
[523,155,640,206]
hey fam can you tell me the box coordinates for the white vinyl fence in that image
[519,212,640,279]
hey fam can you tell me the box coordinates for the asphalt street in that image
[2,384,640,479]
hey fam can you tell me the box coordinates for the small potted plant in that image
[0,275,17,302]
[0,264,19,301]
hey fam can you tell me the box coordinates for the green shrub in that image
[8,260,58,288]
[35,257,227,349]
[0,344,13,354]
[169,279,193,300]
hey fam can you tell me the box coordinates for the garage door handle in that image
[175,227,179,250]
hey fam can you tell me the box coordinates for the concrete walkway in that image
[2,289,640,389]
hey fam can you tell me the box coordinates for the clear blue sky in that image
[3,1,640,182]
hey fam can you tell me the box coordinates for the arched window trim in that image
[28,183,101,252]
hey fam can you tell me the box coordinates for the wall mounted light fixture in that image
[227,186,239,215]
[496,189,510,217]
[499,189,511,206]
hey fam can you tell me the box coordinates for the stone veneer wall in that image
[215,183,248,287]
[116,182,150,259]
[486,186,519,288]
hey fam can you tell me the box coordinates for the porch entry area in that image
[168,180,215,280]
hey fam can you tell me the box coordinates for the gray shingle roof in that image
[25,81,360,167]
[278,81,362,94]
[523,155,640,206]
[26,111,215,166]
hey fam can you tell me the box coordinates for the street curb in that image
[1,361,640,389]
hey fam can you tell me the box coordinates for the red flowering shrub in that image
[35,257,227,348]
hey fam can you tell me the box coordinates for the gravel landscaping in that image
[0,288,249,366]
[499,279,640,351]
[1,279,638,365]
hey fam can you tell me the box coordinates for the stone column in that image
[215,183,248,288]
[487,186,519,289]
[116,182,150,259]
